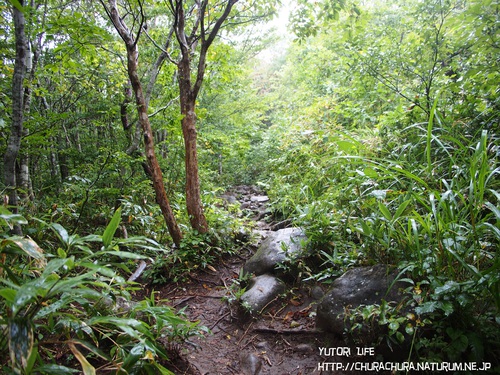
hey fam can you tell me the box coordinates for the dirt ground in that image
[140,251,354,375]
[134,186,365,375]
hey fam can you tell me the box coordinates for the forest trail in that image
[137,186,354,375]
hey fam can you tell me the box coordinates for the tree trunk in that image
[3,2,27,234]
[127,44,183,246]
[182,104,208,233]
[178,57,208,233]
[103,0,183,246]
[19,37,37,202]
[18,150,32,201]
[170,0,237,234]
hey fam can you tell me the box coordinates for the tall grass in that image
[263,110,499,363]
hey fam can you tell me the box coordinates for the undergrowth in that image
[0,207,206,374]
[262,108,500,366]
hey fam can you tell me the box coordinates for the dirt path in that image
[139,186,355,374]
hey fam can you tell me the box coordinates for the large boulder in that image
[316,265,408,335]
[243,227,307,276]
[240,274,286,314]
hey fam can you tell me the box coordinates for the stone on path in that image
[239,352,262,375]
[250,195,270,203]
[240,274,285,314]
[243,227,307,276]
[316,264,408,335]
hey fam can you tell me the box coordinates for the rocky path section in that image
[142,185,356,375]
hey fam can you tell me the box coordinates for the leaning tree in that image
[100,0,277,243]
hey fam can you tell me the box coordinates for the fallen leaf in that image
[283,311,294,322]
[207,265,217,273]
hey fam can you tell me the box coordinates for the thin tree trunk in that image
[178,57,208,233]
[127,44,183,246]
[18,150,32,200]
[19,35,38,202]
[49,143,59,182]
[103,0,183,246]
[171,0,237,234]
[58,149,69,181]
[3,2,27,234]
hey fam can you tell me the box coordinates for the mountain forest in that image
[1,0,499,373]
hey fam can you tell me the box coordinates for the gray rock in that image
[240,201,251,209]
[243,227,307,276]
[295,343,314,353]
[250,195,269,203]
[235,227,251,242]
[255,341,268,349]
[316,265,407,335]
[220,193,239,205]
[239,352,262,375]
[240,274,285,313]
[311,285,324,300]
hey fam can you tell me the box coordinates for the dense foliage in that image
[256,0,499,366]
[1,0,499,372]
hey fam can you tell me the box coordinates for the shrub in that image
[0,207,204,374]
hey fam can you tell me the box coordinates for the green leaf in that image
[0,212,27,229]
[70,339,110,362]
[467,332,485,362]
[12,274,59,316]
[79,261,117,276]
[102,207,122,249]
[415,301,438,315]
[8,317,34,370]
[51,223,70,245]
[393,199,412,221]
[378,202,392,221]
[7,0,24,13]
[26,342,38,373]
[426,95,439,175]
[0,288,17,305]
[447,328,468,352]
[34,364,80,374]
[388,320,399,332]
[440,301,454,316]
[337,140,356,152]
[435,281,459,295]
[92,250,149,260]
[43,258,74,276]
[154,363,176,375]
[57,248,67,258]
[484,201,500,221]
[405,324,414,335]
[34,294,74,319]
[395,331,405,343]
[0,264,22,285]
[363,167,378,178]
[122,343,143,370]
[87,316,147,337]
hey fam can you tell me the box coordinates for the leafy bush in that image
[262,102,499,365]
[0,207,204,374]
[143,191,251,283]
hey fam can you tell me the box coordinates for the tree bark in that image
[3,1,27,234]
[103,0,183,246]
[19,31,39,202]
[128,46,183,246]
[171,0,238,234]
[177,54,208,233]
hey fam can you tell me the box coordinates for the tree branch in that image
[193,0,238,98]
